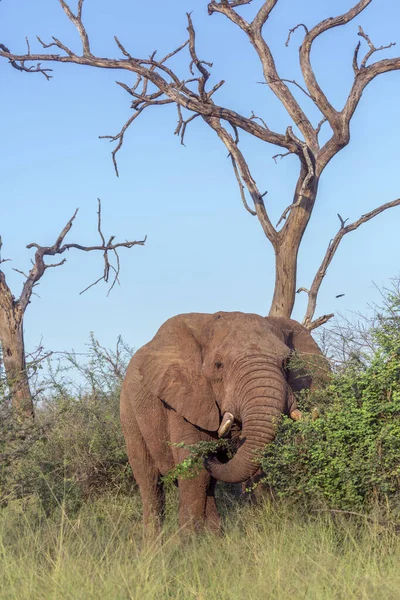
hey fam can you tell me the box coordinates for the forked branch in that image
[15,199,146,315]
[302,197,400,330]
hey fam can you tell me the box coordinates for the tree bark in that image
[269,241,299,318]
[269,174,319,318]
[0,311,34,420]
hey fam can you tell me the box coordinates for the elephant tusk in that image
[218,412,234,438]
[290,409,303,421]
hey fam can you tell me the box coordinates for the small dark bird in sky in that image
[335,294,345,298]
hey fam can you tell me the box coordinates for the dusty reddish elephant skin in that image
[120,311,326,533]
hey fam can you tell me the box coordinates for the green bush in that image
[259,290,400,514]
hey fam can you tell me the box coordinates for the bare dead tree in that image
[0,199,145,419]
[1,0,399,329]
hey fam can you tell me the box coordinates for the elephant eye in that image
[215,361,223,370]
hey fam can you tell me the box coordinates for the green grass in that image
[1,492,400,600]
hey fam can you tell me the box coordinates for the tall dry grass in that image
[1,492,400,600]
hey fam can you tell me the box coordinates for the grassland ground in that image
[1,490,400,600]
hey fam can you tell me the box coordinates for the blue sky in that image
[0,0,399,357]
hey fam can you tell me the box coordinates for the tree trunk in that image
[269,241,299,318]
[0,313,34,420]
[269,177,319,318]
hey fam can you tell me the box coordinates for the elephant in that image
[120,311,327,533]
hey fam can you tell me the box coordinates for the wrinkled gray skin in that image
[120,312,326,532]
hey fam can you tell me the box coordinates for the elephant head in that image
[137,311,328,484]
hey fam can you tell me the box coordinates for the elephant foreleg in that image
[177,471,211,532]
[205,478,221,533]
[169,412,221,532]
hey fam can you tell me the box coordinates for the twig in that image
[0,236,11,265]
[315,117,327,136]
[249,111,269,130]
[0,43,53,79]
[337,213,349,229]
[272,152,291,163]
[352,41,361,74]
[358,26,396,69]
[229,155,257,216]
[259,78,313,101]
[174,106,200,145]
[285,23,309,47]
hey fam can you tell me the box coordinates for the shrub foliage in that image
[259,290,400,513]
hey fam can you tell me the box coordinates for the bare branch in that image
[315,117,327,136]
[337,213,349,229]
[16,200,145,313]
[0,43,294,154]
[353,41,361,73]
[276,203,295,228]
[174,107,200,146]
[357,26,396,69]
[99,100,171,176]
[207,1,251,31]
[207,79,225,99]
[272,151,291,163]
[274,129,316,229]
[0,236,11,265]
[209,0,316,148]
[205,116,277,242]
[37,34,75,57]
[297,1,374,131]
[229,154,257,216]
[302,197,400,329]
[13,268,31,279]
[342,56,400,131]
[0,43,53,79]
[285,23,308,47]
[187,12,212,100]
[114,36,133,60]
[252,0,279,32]
[59,0,91,56]
[249,111,269,130]
[259,77,314,101]
[308,314,335,331]
[311,1,399,173]
[287,127,315,197]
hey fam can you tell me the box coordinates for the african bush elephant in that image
[120,311,327,532]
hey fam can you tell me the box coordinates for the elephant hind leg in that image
[123,416,165,534]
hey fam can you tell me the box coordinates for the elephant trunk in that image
[206,360,287,484]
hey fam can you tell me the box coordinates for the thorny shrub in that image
[258,288,400,514]
[0,335,134,515]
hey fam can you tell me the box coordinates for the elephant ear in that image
[137,314,220,431]
[266,316,329,393]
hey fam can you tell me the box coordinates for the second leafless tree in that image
[0,199,145,419]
